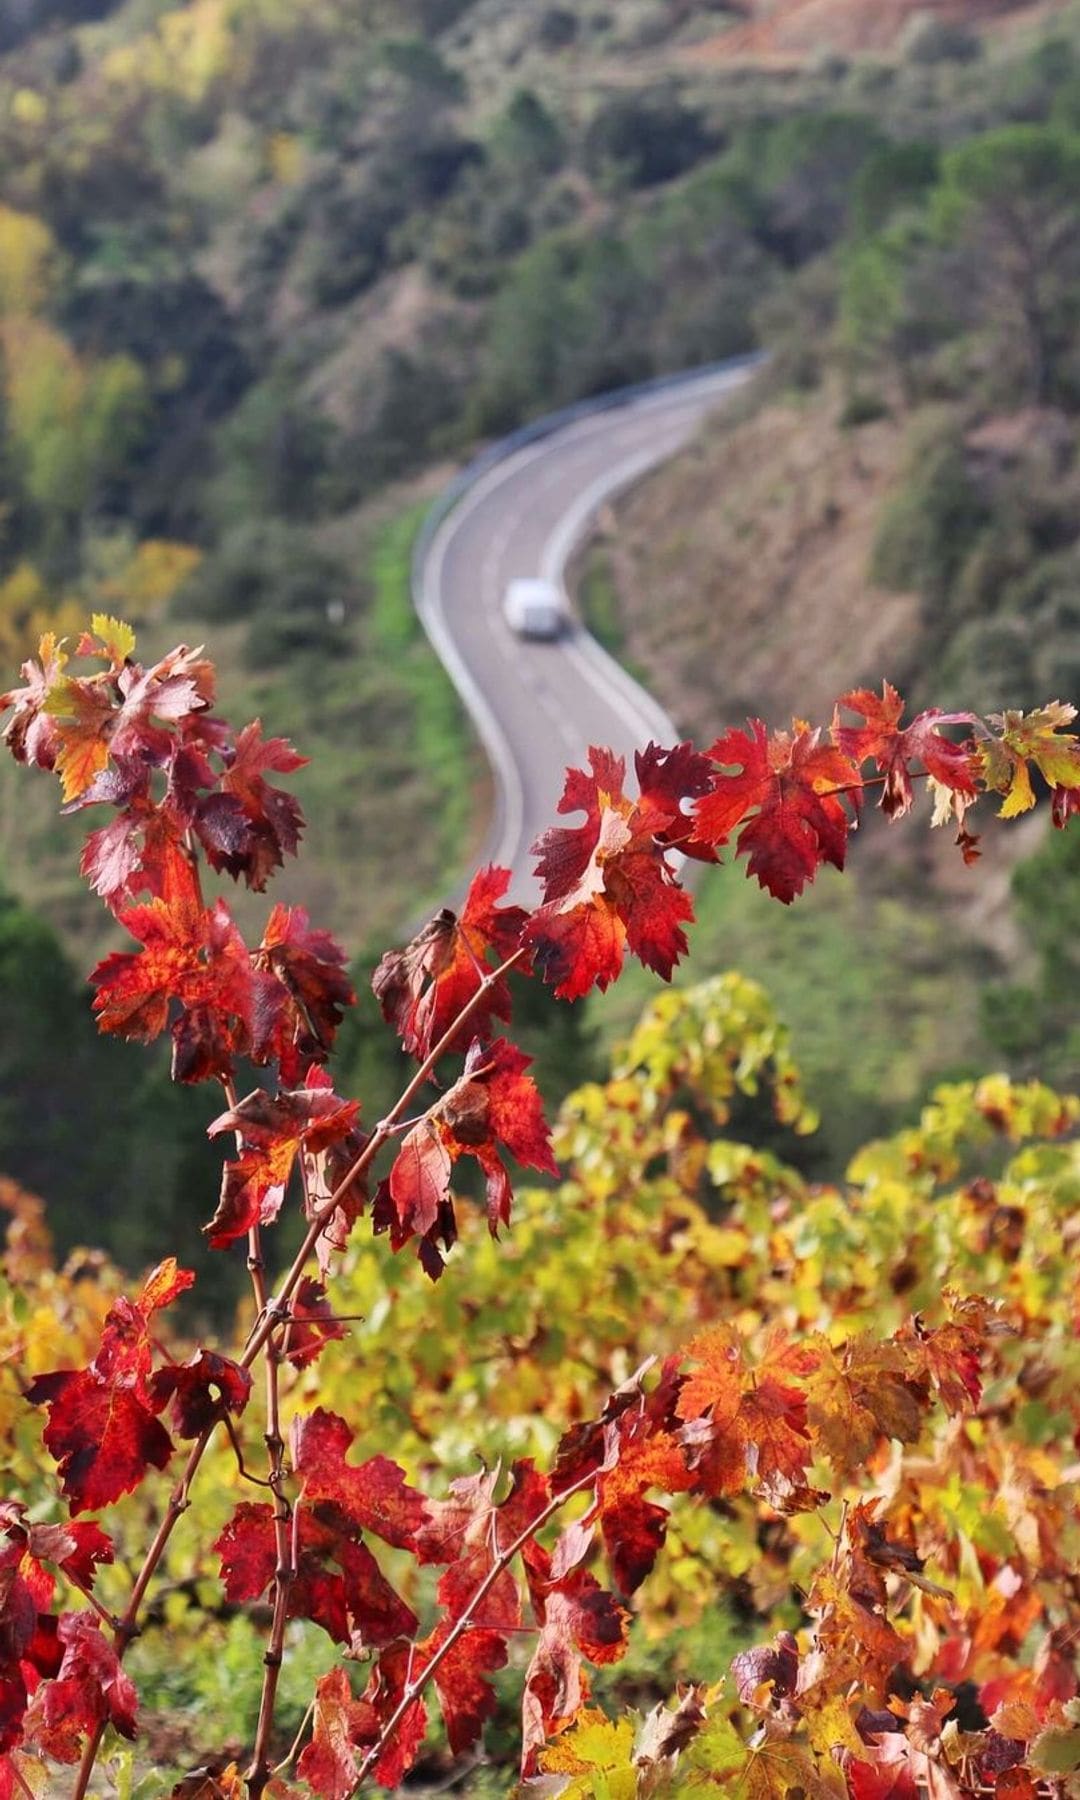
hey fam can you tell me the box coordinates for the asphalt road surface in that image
[418,364,754,904]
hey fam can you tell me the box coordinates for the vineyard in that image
[0,616,1077,1797]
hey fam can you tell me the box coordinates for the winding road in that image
[416,362,755,904]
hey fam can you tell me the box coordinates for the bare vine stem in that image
[72,1428,211,1798]
[239,946,527,1374]
[244,1200,294,1794]
[70,946,527,1799]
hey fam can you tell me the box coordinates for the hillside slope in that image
[691,0,1065,60]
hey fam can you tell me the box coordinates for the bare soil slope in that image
[586,382,918,739]
[690,0,1066,61]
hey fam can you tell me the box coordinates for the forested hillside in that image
[1,0,1077,1275]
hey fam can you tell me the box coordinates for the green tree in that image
[931,126,1080,404]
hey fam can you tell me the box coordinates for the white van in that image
[502,578,567,640]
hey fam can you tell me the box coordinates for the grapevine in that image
[0,617,1077,1798]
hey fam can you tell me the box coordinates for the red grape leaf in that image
[80,809,146,905]
[214,1501,416,1650]
[217,719,306,889]
[552,1366,696,1596]
[301,1106,371,1278]
[21,1612,137,1763]
[591,1428,696,1594]
[300,1647,429,1795]
[252,905,355,1083]
[373,864,528,1059]
[298,1622,506,1784]
[847,1750,920,1800]
[0,1503,113,1596]
[894,1293,999,1415]
[149,1349,252,1438]
[426,1621,508,1755]
[387,1037,556,1259]
[90,844,255,1083]
[692,719,860,902]
[835,684,978,819]
[416,1460,549,1628]
[525,743,708,999]
[296,1666,378,1800]
[23,1374,173,1518]
[291,1409,427,1551]
[521,1550,630,1775]
[25,1259,192,1513]
[282,1276,348,1370]
[205,1081,359,1248]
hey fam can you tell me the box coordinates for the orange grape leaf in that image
[803,1335,930,1479]
[41,674,113,802]
[835,684,977,819]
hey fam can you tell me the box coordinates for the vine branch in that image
[349,1464,598,1794]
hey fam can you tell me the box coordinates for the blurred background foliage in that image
[0,0,1077,1297]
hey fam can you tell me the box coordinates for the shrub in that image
[583,91,714,190]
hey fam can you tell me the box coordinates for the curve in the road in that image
[414,360,756,904]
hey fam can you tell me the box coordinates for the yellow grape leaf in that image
[981,703,1080,817]
[540,1709,637,1799]
[676,1713,844,1800]
[802,1694,864,1759]
[88,612,137,663]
